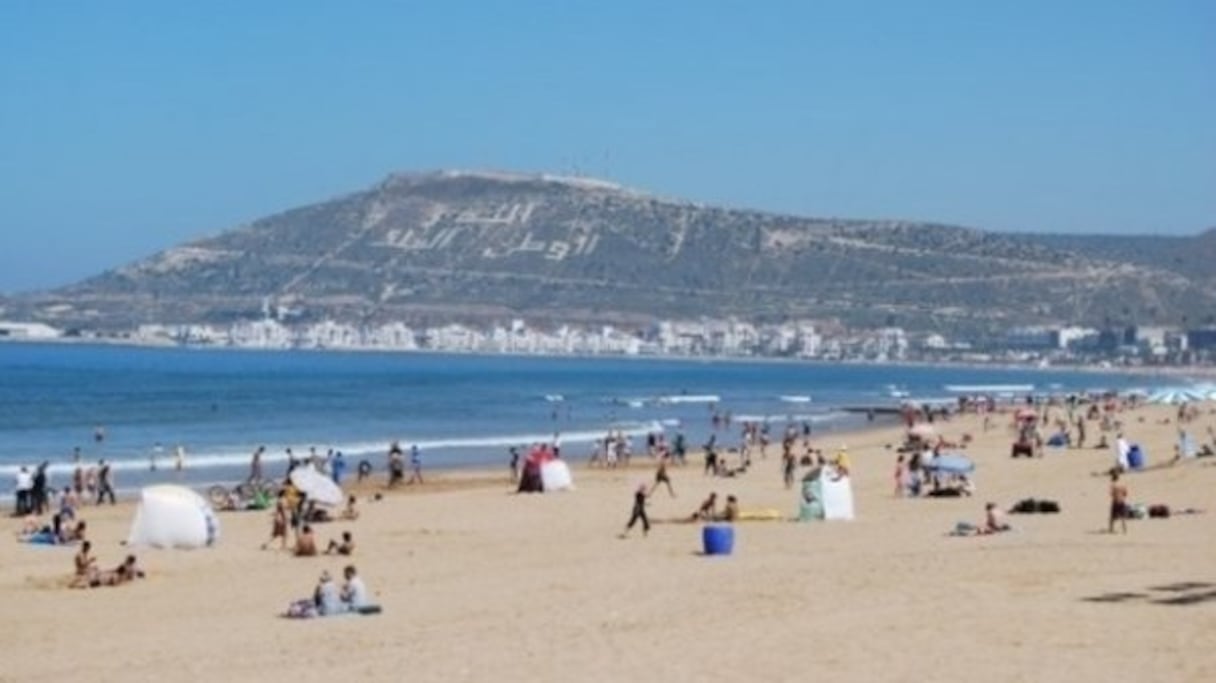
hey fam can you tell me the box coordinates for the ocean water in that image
[0,343,1151,492]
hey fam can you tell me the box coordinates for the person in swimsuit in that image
[979,502,1011,534]
[620,485,650,538]
[719,495,739,522]
[325,531,356,556]
[294,525,318,557]
[262,491,290,551]
[689,492,718,521]
[340,495,360,521]
[1109,470,1129,534]
[70,540,99,588]
[650,455,675,497]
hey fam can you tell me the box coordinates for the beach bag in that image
[1036,500,1060,514]
[1011,499,1037,514]
[1148,504,1170,519]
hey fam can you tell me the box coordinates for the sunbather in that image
[325,531,355,556]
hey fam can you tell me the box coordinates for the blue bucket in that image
[1127,445,1144,470]
[702,524,734,556]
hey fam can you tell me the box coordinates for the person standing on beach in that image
[509,447,521,482]
[408,444,423,485]
[262,491,290,551]
[150,442,163,472]
[782,449,797,490]
[620,484,650,538]
[650,454,676,497]
[1108,471,1129,534]
[96,460,116,505]
[249,446,264,483]
[331,451,346,485]
[174,445,186,474]
[14,466,32,516]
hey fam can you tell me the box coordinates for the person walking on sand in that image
[620,484,650,538]
[249,446,265,483]
[650,454,676,497]
[1108,470,1129,534]
[96,460,116,505]
[408,444,423,485]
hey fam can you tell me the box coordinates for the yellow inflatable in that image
[736,508,785,522]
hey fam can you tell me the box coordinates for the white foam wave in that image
[0,421,666,477]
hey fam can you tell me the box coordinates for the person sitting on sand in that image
[719,495,739,522]
[284,570,340,618]
[325,531,355,556]
[978,503,1010,534]
[340,495,360,521]
[107,555,145,585]
[294,525,318,557]
[61,520,87,544]
[690,493,718,521]
[341,565,369,611]
[315,570,341,616]
[70,540,99,588]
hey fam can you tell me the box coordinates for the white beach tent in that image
[798,466,855,521]
[127,485,220,549]
[540,459,574,491]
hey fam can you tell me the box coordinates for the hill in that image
[11,170,1216,336]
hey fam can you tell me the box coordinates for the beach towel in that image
[949,521,978,536]
[19,531,60,545]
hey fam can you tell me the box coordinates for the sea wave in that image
[0,420,665,476]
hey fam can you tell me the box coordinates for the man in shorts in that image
[1108,470,1129,534]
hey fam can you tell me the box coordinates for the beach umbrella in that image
[290,465,344,506]
[924,454,975,475]
[908,423,936,440]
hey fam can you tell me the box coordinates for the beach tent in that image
[540,460,574,491]
[518,445,572,493]
[290,465,344,506]
[127,485,219,549]
[797,466,854,521]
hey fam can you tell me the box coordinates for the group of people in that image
[69,541,144,589]
[285,565,370,618]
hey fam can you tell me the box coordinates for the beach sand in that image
[2,403,1214,682]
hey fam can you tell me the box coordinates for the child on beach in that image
[620,484,650,538]
[893,455,906,497]
[262,491,290,551]
[294,525,318,557]
[690,493,718,521]
[325,531,355,556]
[340,495,360,521]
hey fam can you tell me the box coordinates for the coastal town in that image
[1,316,1212,368]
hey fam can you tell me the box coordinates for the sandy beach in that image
[2,403,1214,683]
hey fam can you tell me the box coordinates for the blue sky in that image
[1,1,1212,293]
